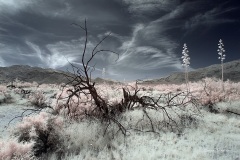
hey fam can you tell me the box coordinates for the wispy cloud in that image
[184,7,237,30]
[26,41,44,61]
[118,24,144,61]
[24,38,114,69]
[0,56,5,66]
[122,0,179,15]
[0,0,32,14]
[114,22,182,72]
[25,41,81,69]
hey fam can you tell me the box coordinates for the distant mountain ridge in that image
[0,59,239,85]
[0,65,73,84]
[0,65,118,85]
[143,59,240,84]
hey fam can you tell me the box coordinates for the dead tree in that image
[58,20,200,136]
[58,19,127,135]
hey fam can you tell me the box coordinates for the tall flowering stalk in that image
[217,39,226,91]
[181,43,190,91]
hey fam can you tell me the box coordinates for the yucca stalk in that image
[181,43,190,92]
[217,39,226,91]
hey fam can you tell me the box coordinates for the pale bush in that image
[191,78,240,108]
[95,84,123,105]
[13,88,22,95]
[14,112,50,142]
[29,91,48,108]
[0,139,34,160]
[0,85,7,93]
[54,100,94,120]
[140,78,240,109]
[0,91,14,104]
[55,88,95,119]
[14,112,65,158]
[56,87,73,99]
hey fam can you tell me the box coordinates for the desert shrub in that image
[190,78,240,113]
[13,88,22,95]
[29,91,49,108]
[0,85,7,92]
[0,91,14,104]
[149,78,240,113]
[14,112,50,142]
[54,100,93,120]
[32,119,65,158]
[14,112,65,159]
[0,139,34,160]
[95,84,122,105]
[55,88,95,120]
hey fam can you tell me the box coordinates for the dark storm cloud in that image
[0,0,239,81]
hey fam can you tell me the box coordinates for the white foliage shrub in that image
[0,91,14,104]
[0,139,34,160]
[29,91,48,108]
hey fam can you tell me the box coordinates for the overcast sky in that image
[0,0,239,81]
